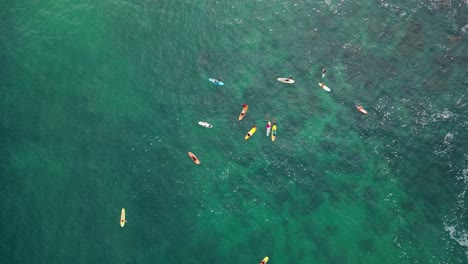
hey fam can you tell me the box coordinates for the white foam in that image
[444,164,468,256]
[462,24,468,35]
[444,132,454,143]
[444,224,468,247]
[435,109,454,119]
[458,167,468,184]
[434,132,456,157]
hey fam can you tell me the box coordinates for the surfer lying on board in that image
[356,103,368,114]
[214,77,222,84]
[246,125,256,137]
[285,75,293,82]
[240,104,247,117]
[259,256,269,264]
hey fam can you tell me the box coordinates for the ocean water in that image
[1,0,467,263]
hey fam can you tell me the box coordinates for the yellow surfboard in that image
[245,125,257,140]
[271,124,277,141]
[260,256,269,264]
[120,208,126,227]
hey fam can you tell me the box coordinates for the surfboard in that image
[260,256,269,264]
[188,152,200,164]
[318,82,331,92]
[198,121,213,128]
[208,78,224,86]
[239,104,248,120]
[245,125,257,140]
[271,124,277,141]
[120,208,126,227]
[266,121,271,136]
[356,105,368,114]
[277,78,295,84]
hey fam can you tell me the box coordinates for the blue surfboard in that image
[209,78,224,86]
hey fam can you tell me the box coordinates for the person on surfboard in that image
[272,121,277,134]
[265,115,271,136]
[247,125,256,137]
[240,104,247,117]
[259,256,269,264]
[266,116,271,128]
[356,103,368,114]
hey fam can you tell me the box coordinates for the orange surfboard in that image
[188,152,200,164]
[238,104,248,120]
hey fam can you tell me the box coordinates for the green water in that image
[1,0,467,263]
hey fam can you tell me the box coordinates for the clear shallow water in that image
[1,0,467,263]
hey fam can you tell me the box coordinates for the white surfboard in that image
[120,208,126,227]
[318,83,331,92]
[198,121,213,128]
[356,105,368,114]
[277,78,295,84]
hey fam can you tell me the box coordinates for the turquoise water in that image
[1,0,467,263]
